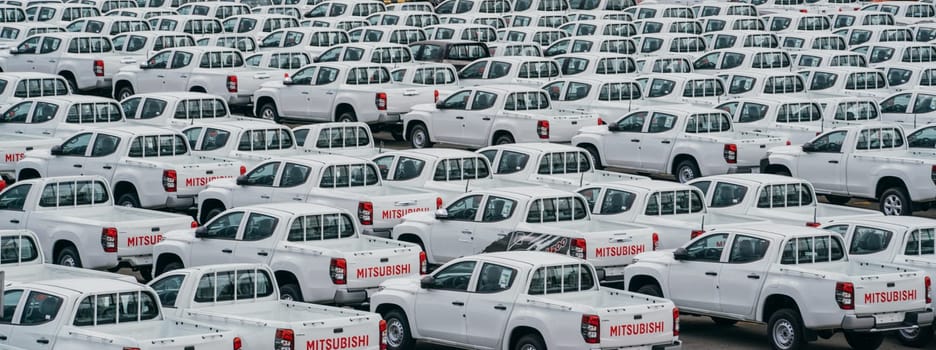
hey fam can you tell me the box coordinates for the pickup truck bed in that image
[1,264,136,283]
[533,171,647,190]
[191,301,371,323]
[50,207,189,222]
[77,320,232,350]
[308,236,418,252]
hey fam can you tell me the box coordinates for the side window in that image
[646,112,676,133]
[90,134,120,157]
[0,184,30,211]
[849,226,892,255]
[599,189,636,215]
[615,112,647,132]
[684,233,728,262]
[577,188,600,211]
[728,235,769,263]
[495,151,528,174]
[241,213,278,241]
[149,274,185,308]
[243,162,280,186]
[441,90,471,110]
[394,157,425,181]
[1,101,31,123]
[19,291,63,325]
[711,182,748,208]
[1,290,23,324]
[470,91,496,110]
[204,211,244,240]
[445,194,483,221]
[475,263,517,293]
[481,196,516,222]
[809,130,847,153]
[201,128,231,152]
[427,260,476,291]
[60,133,93,156]
[279,163,311,188]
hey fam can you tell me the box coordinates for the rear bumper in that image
[727,165,760,174]
[840,309,934,332]
[363,227,392,238]
[333,287,378,305]
[165,195,196,210]
[595,266,628,284]
[586,340,681,350]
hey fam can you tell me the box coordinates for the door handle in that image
[222,249,233,253]
[14,131,21,134]
[326,91,335,95]
[260,195,271,199]
[482,117,491,120]
[494,305,507,310]
[828,160,839,164]
[452,301,465,306]
[461,230,472,234]
[257,251,268,256]
[36,339,49,344]
[180,75,188,78]
[747,274,760,280]
[103,165,112,169]
[9,219,18,224]
[292,197,303,201]
[630,139,640,142]
[48,60,55,63]
[455,116,464,120]
[661,140,671,144]
[0,335,6,340]
[157,75,165,78]
[73,164,82,168]
[301,91,309,95]
[705,272,718,276]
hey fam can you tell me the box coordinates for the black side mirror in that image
[673,247,689,260]
[435,101,446,110]
[49,145,62,156]
[139,63,150,69]
[194,226,208,238]
[420,275,435,289]
[801,142,814,152]
[235,175,248,186]
[607,123,621,132]
[8,48,18,55]
[312,56,320,63]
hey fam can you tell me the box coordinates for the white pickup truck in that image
[373,149,532,203]
[0,95,125,138]
[197,154,440,236]
[716,97,823,145]
[121,92,232,130]
[574,106,786,183]
[293,121,380,158]
[15,126,246,209]
[154,202,424,304]
[580,180,770,250]
[403,85,600,149]
[392,187,657,283]
[477,143,648,191]
[0,176,194,274]
[625,225,934,350]
[371,252,682,350]
[181,119,300,168]
[149,263,386,350]
[0,230,136,283]
[822,216,936,347]
[112,46,272,107]
[688,174,882,226]
[762,123,936,216]
[0,278,240,350]
[0,32,125,93]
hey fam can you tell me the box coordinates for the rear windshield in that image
[66,103,123,123]
[128,135,188,157]
[0,234,39,264]
[777,102,820,122]
[314,126,370,148]
[38,180,109,207]
[905,228,936,256]
[346,66,390,84]
[685,113,731,133]
[528,264,596,295]
[192,269,275,302]
[237,129,294,151]
[287,213,355,240]
[756,183,813,208]
[433,157,490,181]
[525,197,589,223]
[644,190,704,215]
[174,99,228,119]
[536,151,590,175]
[73,291,159,326]
[319,164,379,187]
[833,100,878,121]
[780,235,845,264]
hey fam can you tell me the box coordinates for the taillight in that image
[537,120,549,139]
[673,307,680,336]
[581,314,600,344]
[94,60,104,77]
[799,8,807,13]
[101,227,117,253]
[275,328,295,350]
[433,89,439,103]
[233,337,242,350]
[123,348,141,350]
[330,258,347,284]
[785,140,791,146]
[597,118,605,125]
[419,251,427,274]
[931,165,936,185]
[436,197,443,209]
[652,232,659,251]
[240,165,247,175]
[226,75,238,93]
[358,201,373,225]
[835,282,854,310]
[379,319,388,350]
[926,276,932,304]
[191,221,198,228]
[376,92,387,111]
[806,222,821,228]
[723,144,737,164]
[691,230,705,239]
[0,179,6,192]
[162,169,177,192]
[571,238,586,259]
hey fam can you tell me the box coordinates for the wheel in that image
[63,76,78,93]
[583,146,605,170]
[336,109,357,122]
[635,284,663,297]
[382,309,415,350]
[258,102,280,123]
[824,195,851,205]
[116,192,140,208]
[279,283,303,302]
[843,331,884,350]
[391,129,405,142]
[157,260,183,276]
[767,309,806,350]
[56,246,81,267]
[897,326,933,348]
[202,206,225,224]
[409,124,432,148]
[770,168,792,176]
[116,85,134,100]
[514,333,546,350]
[880,187,912,216]
[493,133,515,145]
[711,317,738,326]
[136,266,153,282]
[674,159,701,183]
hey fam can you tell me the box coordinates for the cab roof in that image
[694,174,808,187]
[480,251,584,266]
[482,142,581,153]
[826,216,933,231]
[383,148,480,160]
[600,179,697,193]
[241,202,349,216]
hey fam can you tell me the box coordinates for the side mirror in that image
[282,77,294,85]
[434,208,448,220]
[606,123,621,132]
[138,63,150,69]
[7,48,18,55]
[435,101,446,110]
[312,56,320,63]
[420,275,435,289]
[194,226,208,238]
[235,175,248,186]
[801,142,814,152]
[49,145,62,156]
[673,247,689,260]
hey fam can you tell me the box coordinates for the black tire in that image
[897,326,934,348]
[257,102,280,123]
[56,245,82,268]
[770,168,792,176]
[825,195,851,205]
[711,317,738,327]
[582,145,605,170]
[635,284,663,297]
[336,109,357,122]
[136,266,153,283]
[279,283,303,302]
[383,309,415,350]
[409,124,432,148]
[63,75,78,93]
[767,309,806,350]
[391,129,405,142]
[514,333,546,350]
[116,192,141,208]
[843,331,884,350]
[880,187,912,216]
[202,206,225,224]
[18,170,39,181]
[157,260,183,276]
[674,159,701,183]
[493,133,515,145]
[116,85,134,101]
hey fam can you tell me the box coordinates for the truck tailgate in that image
[546,112,601,142]
[385,86,437,115]
[733,132,786,166]
[112,210,194,258]
[852,263,928,315]
[365,189,438,230]
[546,290,677,348]
[173,157,244,196]
[344,240,422,290]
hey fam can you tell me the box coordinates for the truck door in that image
[796,130,846,193]
[717,234,770,318]
[232,212,278,264]
[637,111,678,172]
[190,210,245,266]
[9,289,64,350]
[465,262,520,348]
[270,162,313,203]
[460,91,496,146]
[603,111,646,170]
[233,160,279,208]
[0,289,25,346]
[430,194,482,262]
[0,183,31,230]
[413,260,476,344]
[666,233,726,312]
[46,132,93,177]
[470,195,516,253]
[161,51,195,92]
